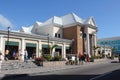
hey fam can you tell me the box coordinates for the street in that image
[1,60,120,80]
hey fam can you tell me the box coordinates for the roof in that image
[20,25,33,33]
[99,37,120,41]
[19,13,97,34]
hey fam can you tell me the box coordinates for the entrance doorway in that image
[5,41,19,60]
[26,43,36,59]
[55,46,62,56]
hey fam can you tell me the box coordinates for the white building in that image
[0,13,98,61]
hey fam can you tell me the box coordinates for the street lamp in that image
[47,34,50,54]
[7,26,10,50]
[71,39,74,54]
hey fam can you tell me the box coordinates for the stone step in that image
[1,60,40,71]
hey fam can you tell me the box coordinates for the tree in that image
[93,46,99,56]
[49,44,58,57]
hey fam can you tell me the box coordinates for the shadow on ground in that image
[1,74,99,80]
[1,69,120,80]
[111,61,120,63]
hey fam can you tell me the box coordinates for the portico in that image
[0,30,72,61]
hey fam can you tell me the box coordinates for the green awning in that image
[42,44,49,48]
[66,47,70,50]
[5,41,19,46]
[55,46,62,49]
[26,43,36,47]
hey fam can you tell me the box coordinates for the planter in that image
[90,58,94,62]
[35,61,43,66]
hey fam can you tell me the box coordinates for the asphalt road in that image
[1,60,120,80]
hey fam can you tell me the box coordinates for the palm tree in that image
[93,46,99,56]
[49,44,58,57]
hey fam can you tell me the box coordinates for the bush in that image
[43,54,52,61]
[93,56,101,59]
[52,56,62,61]
[89,57,94,62]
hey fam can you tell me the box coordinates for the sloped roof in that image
[41,13,96,27]
[61,13,83,26]
[83,16,96,26]
[20,13,97,34]
[43,16,62,26]
[20,26,33,33]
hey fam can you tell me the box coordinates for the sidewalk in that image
[0,58,115,78]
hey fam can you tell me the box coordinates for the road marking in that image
[89,72,112,80]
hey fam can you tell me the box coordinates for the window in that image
[55,33,57,37]
[80,32,82,38]
[58,34,60,38]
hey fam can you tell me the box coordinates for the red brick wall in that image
[63,25,83,55]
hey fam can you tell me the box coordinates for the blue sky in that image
[0,0,120,39]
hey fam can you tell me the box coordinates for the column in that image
[94,34,97,47]
[52,41,55,57]
[0,35,3,51]
[38,40,42,57]
[21,38,25,61]
[86,33,90,57]
[62,43,66,58]
[0,35,4,60]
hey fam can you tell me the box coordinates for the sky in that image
[0,0,120,39]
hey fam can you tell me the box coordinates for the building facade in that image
[98,37,120,54]
[0,13,98,61]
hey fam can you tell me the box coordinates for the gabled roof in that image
[43,16,62,26]
[20,13,97,34]
[83,16,96,26]
[20,26,33,33]
[41,13,96,27]
[31,21,42,33]
[61,13,83,26]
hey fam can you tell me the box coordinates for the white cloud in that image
[0,14,13,28]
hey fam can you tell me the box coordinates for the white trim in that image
[21,38,25,61]
[86,33,90,57]
[0,35,3,51]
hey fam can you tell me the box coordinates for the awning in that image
[55,46,62,49]
[26,43,36,47]
[5,41,19,46]
[66,47,70,50]
[42,44,49,48]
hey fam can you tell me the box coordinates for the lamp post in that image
[7,26,10,50]
[47,34,50,54]
[71,39,74,54]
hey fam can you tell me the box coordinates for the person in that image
[13,50,16,59]
[24,49,28,62]
[118,55,120,63]
[0,51,2,72]
[5,50,9,61]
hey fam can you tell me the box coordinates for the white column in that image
[94,34,97,47]
[86,33,90,57]
[21,38,25,61]
[38,40,42,57]
[52,41,55,57]
[0,35,3,51]
[62,43,66,58]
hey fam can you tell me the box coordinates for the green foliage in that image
[49,44,58,55]
[93,55,101,59]
[52,56,62,61]
[43,54,52,61]
[93,46,99,50]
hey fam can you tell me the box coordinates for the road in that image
[1,60,120,80]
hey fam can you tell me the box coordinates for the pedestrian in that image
[0,51,3,72]
[5,49,9,61]
[24,49,28,62]
[78,52,82,64]
[118,55,120,63]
